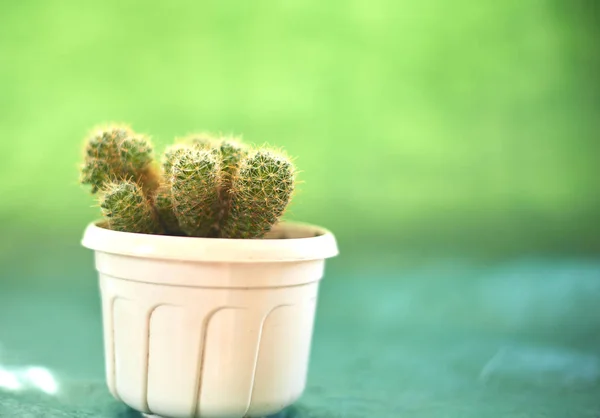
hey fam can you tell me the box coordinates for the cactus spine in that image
[154,183,180,234]
[187,133,218,149]
[81,125,159,194]
[81,124,296,239]
[154,145,189,235]
[215,139,248,233]
[100,180,162,234]
[220,150,295,238]
[171,148,222,237]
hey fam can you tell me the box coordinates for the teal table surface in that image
[1,257,599,417]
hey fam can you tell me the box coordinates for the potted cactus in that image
[79,125,338,418]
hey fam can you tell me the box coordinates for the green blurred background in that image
[1,1,600,416]
[1,0,599,265]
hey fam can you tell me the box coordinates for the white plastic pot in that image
[82,221,338,418]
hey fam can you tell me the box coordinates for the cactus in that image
[171,148,222,237]
[81,125,159,194]
[163,144,191,174]
[154,183,180,234]
[154,144,190,234]
[215,138,248,230]
[100,180,162,234]
[220,150,295,239]
[218,138,248,188]
[81,125,296,238]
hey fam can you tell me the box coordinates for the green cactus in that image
[81,124,296,238]
[153,144,190,235]
[218,138,248,187]
[154,183,180,234]
[171,147,222,237]
[81,125,159,194]
[220,150,295,238]
[100,180,162,234]
[163,144,191,173]
[215,138,248,229]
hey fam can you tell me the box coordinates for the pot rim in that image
[82,221,338,263]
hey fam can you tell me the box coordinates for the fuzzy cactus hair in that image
[80,125,296,239]
[80,124,159,194]
[220,149,295,238]
[99,180,162,234]
[170,147,222,237]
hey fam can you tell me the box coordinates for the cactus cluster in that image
[80,124,296,238]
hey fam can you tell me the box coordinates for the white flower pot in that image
[81,221,338,418]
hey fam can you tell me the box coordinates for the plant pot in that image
[81,221,338,418]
